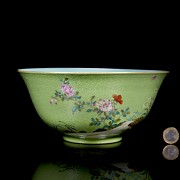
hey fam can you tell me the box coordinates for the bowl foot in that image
[63,134,122,144]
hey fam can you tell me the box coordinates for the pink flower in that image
[61,84,75,96]
[94,99,114,112]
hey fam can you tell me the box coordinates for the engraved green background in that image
[20,72,167,133]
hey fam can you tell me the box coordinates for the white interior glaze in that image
[18,68,169,74]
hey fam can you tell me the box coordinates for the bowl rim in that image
[17,68,170,74]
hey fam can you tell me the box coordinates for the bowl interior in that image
[18,68,169,74]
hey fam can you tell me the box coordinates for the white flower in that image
[94,99,114,112]
[50,98,58,104]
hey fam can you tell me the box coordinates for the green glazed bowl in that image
[18,68,169,144]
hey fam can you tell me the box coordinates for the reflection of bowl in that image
[32,160,152,180]
[18,68,169,144]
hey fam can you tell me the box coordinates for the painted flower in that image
[61,84,75,96]
[94,99,114,112]
[113,94,123,104]
[49,98,58,104]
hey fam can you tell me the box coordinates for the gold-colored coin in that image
[162,145,179,160]
[163,127,179,144]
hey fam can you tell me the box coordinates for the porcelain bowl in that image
[18,68,169,144]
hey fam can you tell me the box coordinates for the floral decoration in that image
[50,78,155,132]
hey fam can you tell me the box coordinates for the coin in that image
[162,145,179,160]
[163,127,179,144]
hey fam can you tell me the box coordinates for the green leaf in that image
[108,111,113,115]
[89,122,94,126]
[90,96,95,102]
[97,121,101,126]
[115,118,121,123]
[112,113,116,117]
[101,117,105,120]
[108,116,113,120]
[103,125,109,129]
[91,118,95,122]
[72,106,78,113]
[113,124,119,128]
[87,109,93,112]
[125,107,130,112]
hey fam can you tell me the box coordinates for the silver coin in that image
[163,127,179,144]
[162,145,179,160]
